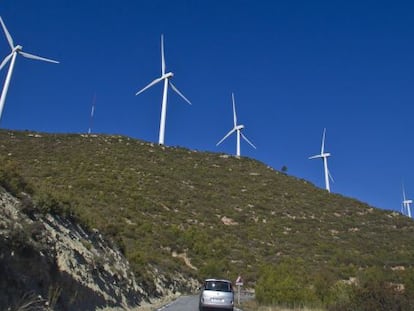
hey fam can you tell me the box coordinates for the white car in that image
[199,278,234,311]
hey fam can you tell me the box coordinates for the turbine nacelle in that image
[163,72,173,79]
[14,45,23,52]
[235,124,244,131]
[309,152,330,160]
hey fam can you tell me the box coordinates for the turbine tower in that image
[135,34,191,145]
[0,16,59,122]
[309,128,333,192]
[402,184,412,218]
[216,93,256,157]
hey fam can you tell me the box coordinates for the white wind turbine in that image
[216,93,256,157]
[135,34,191,145]
[0,16,59,122]
[402,184,412,218]
[309,128,333,192]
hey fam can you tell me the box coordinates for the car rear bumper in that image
[199,303,234,310]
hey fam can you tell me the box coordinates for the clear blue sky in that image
[0,1,413,214]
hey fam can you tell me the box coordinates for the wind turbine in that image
[88,93,96,134]
[309,128,333,192]
[0,16,59,122]
[216,92,256,157]
[135,34,191,145]
[402,184,412,218]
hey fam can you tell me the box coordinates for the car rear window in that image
[204,280,232,292]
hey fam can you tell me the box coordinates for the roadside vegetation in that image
[1,129,414,309]
[241,301,324,311]
[252,259,414,310]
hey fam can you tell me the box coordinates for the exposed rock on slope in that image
[0,188,148,310]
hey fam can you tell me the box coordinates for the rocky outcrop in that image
[0,188,152,310]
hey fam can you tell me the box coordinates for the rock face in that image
[0,188,149,310]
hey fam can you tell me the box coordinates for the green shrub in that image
[199,258,230,280]
[327,267,414,311]
[325,282,354,311]
[0,157,32,197]
[33,193,75,219]
[255,259,319,308]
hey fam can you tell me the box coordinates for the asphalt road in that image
[155,294,243,311]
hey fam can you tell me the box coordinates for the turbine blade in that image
[161,34,165,75]
[0,52,13,71]
[169,82,192,105]
[241,132,257,149]
[0,16,14,49]
[328,169,335,183]
[232,93,237,127]
[135,76,164,95]
[321,128,326,154]
[402,183,407,201]
[19,51,59,63]
[216,128,236,146]
[309,154,322,160]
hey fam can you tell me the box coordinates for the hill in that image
[1,129,414,309]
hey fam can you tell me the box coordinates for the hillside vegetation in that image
[1,129,414,309]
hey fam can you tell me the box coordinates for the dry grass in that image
[256,308,324,311]
[240,300,325,311]
[97,301,171,311]
[13,293,46,311]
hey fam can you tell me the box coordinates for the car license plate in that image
[211,298,224,302]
